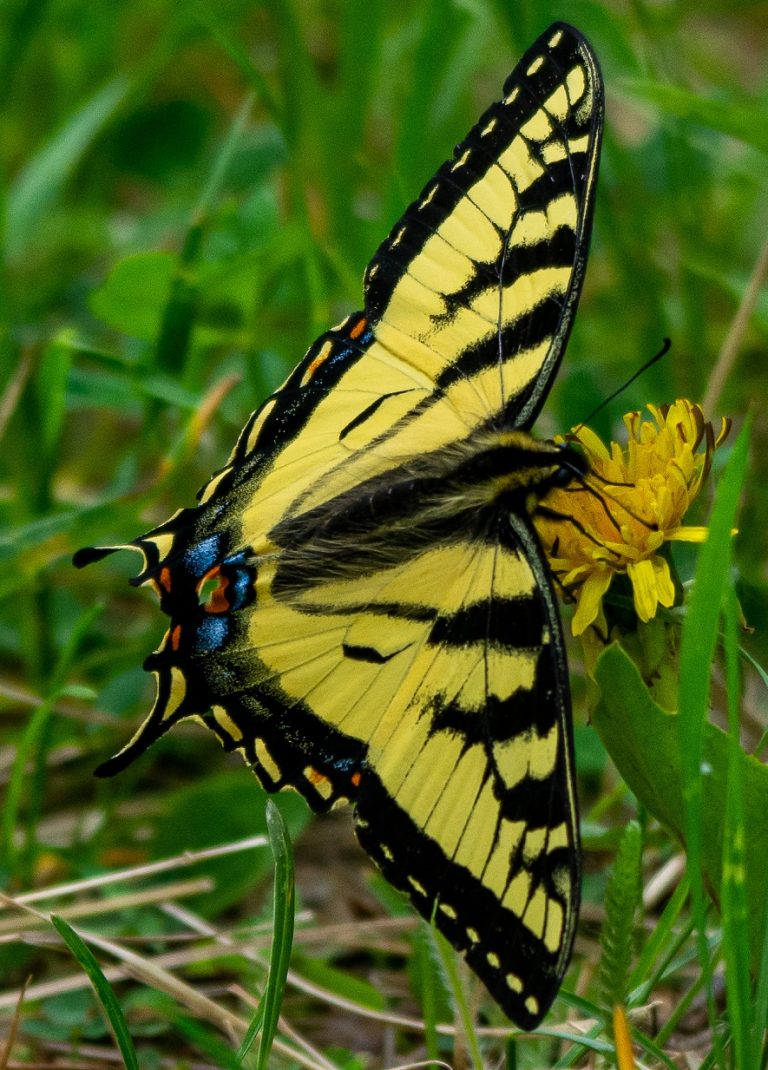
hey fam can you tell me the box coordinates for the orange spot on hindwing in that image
[197,565,230,614]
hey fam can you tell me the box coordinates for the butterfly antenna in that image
[573,338,671,435]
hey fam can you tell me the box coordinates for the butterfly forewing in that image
[365,22,602,428]
[75,22,603,1029]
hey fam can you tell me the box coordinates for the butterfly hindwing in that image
[354,515,578,1029]
[75,21,603,1028]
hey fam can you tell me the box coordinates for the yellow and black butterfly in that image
[76,23,603,1028]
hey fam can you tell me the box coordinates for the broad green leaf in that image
[90,252,176,342]
[296,956,388,1013]
[592,644,768,961]
[150,772,309,915]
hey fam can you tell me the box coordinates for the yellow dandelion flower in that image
[535,400,731,636]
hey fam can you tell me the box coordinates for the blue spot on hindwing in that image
[184,533,225,578]
[195,615,231,653]
[223,551,255,610]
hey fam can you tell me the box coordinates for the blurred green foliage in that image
[1,0,766,1065]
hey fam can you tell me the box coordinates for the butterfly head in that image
[549,441,590,487]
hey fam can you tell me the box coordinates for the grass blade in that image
[6,76,129,259]
[1,604,102,874]
[613,1005,635,1070]
[433,929,484,1070]
[753,880,768,1065]
[50,915,139,1070]
[678,420,750,967]
[623,80,768,154]
[238,800,295,1068]
[413,921,446,1065]
[721,581,754,1068]
[154,91,254,377]
[628,875,690,996]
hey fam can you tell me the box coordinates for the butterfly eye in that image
[552,445,590,487]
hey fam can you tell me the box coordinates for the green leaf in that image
[51,915,139,1070]
[6,76,129,259]
[297,956,387,1012]
[592,644,768,962]
[90,252,176,342]
[150,772,309,916]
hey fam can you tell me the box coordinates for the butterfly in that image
[75,22,603,1029]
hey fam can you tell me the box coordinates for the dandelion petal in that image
[572,568,613,635]
[627,558,660,622]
